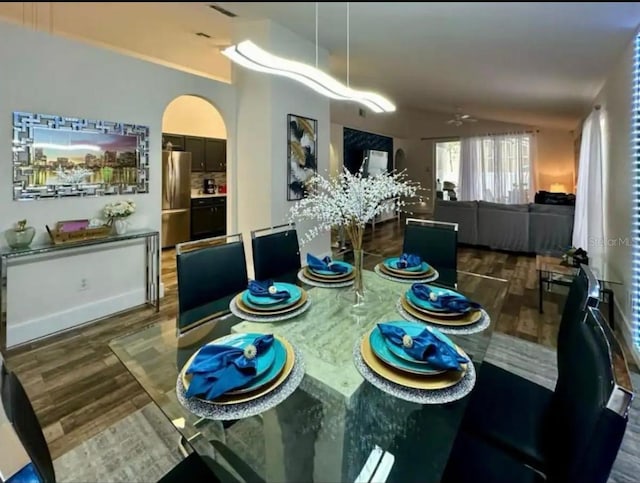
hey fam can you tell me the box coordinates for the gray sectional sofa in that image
[434,200,574,254]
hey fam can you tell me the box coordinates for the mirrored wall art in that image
[12,112,150,201]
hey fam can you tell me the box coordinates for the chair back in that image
[556,264,600,353]
[1,362,55,483]
[251,224,301,284]
[548,306,633,483]
[402,219,458,287]
[176,234,248,334]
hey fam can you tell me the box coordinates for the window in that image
[435,140,460,188]
[437,134,534,203]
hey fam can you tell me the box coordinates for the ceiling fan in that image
[445,108,478,127]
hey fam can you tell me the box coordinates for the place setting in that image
[396,282,490,334]
[374,253,439,284]
[229,279,311,322]
[176,332,305,420]
[353,320,476,404]
[297,253,356,288]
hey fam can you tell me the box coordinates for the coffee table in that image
[536,255,622,328]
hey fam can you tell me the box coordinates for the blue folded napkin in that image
[377,323,468,370]
[248,280,291,300]
[185,334,274,400]
[306,253,349,273]
[411,283,482,313]
[396,253,422,269]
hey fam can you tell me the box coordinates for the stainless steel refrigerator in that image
[161,151,191,248]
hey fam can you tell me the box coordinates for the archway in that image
[160,95,228,249]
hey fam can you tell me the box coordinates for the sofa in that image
[434,200,575,254]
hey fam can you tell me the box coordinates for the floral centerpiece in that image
[289,168,418,303]
[103,200,136,235]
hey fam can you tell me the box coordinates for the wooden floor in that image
[1,218,619,459]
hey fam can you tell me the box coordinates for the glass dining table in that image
[109,253,508,483]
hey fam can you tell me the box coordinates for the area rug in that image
[54,404,183,482]
[54,333,639,483]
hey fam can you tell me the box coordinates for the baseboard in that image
[7,288,145,348]
[613,296,640,367]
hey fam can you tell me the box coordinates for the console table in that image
[0,229,160,353]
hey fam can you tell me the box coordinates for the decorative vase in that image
[352,247,365,305]
[4,226,35,249]
[114,218,128,235]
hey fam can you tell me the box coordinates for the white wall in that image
[162,95,227,139]
[233,19,331,271]
[0,20,236,347]
[593,37,636,358]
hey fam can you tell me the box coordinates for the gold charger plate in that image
[404,292,464,318]
[379,263,436,279]
[400,295,482,326]
[384,262,431,277]
[235,290,308,315]
[361,329,467,390]
[181,335,295,405]
[303,267,354,282]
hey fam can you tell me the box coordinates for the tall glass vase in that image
[352,247,365,306]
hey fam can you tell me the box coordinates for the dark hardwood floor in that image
[2,218,619,459]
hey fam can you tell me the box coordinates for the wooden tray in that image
[46,220,112,245]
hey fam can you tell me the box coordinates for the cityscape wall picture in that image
[12,112,149,201]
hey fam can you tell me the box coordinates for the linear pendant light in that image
[221,4,395,113]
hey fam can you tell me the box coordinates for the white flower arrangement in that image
[289,168,419,248]
[103,199,136,219]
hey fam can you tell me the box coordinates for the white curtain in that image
[572,109,604,256]
[458,133,536,203]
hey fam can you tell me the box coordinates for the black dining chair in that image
[0,358,246,483]
[443,305,634,483]
[1,360,56,483]
[402,218,458,288]
[176,233,248,335]
[251,223,301,284]
[459,264,600,470]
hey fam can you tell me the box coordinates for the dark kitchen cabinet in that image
[190,197,226,240]
[205,138,226,172]
[162,133,185,151]
[163,133,226,173]
[185,136,206,172]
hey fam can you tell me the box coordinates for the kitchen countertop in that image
[191,193,227,199]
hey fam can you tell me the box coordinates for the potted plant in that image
[103,200,136,235]
[4,219,36,249]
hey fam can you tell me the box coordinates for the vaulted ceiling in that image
[1,2,638,129]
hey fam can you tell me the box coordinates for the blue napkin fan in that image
[185,334,274,400]
[307,253,349,274]
[411,283,481,313]
[395,253,422,269]
[377,323,468,371]
[248,280,291,301]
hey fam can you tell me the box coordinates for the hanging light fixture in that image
[221,3,395,113]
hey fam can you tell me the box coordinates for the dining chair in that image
[0,358,247,483]
[444,305,634,483]
[1,360,56,483]
[460,264,601,470]
[175,233,248,335]
[251,223,301,284]
[402,218,458,288]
